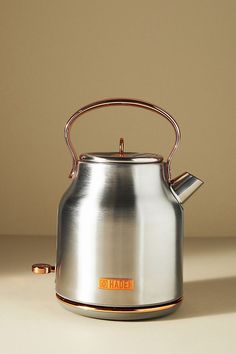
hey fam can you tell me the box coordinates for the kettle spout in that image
[170,172,204,204]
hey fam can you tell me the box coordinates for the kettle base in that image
[56,294,182,321]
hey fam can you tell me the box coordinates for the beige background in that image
[0,0,235,237]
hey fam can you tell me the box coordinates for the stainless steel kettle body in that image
[56,160,183,320]
[32,98,203,320]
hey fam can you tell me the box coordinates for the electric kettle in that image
[32,98,203,320]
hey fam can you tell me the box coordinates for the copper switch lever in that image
[32,263,55,274]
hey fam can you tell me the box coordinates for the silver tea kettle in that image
[32,98,203,320]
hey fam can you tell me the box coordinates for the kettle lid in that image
[79,138,163,164]
[79,152,163,164]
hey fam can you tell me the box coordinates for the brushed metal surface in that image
[56,161,183,307]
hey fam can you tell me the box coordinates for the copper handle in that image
[64,98,181,181]
[32,263,55,274]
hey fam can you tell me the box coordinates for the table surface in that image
[0,236,236,354]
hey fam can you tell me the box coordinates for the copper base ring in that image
[56,293,183,321]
